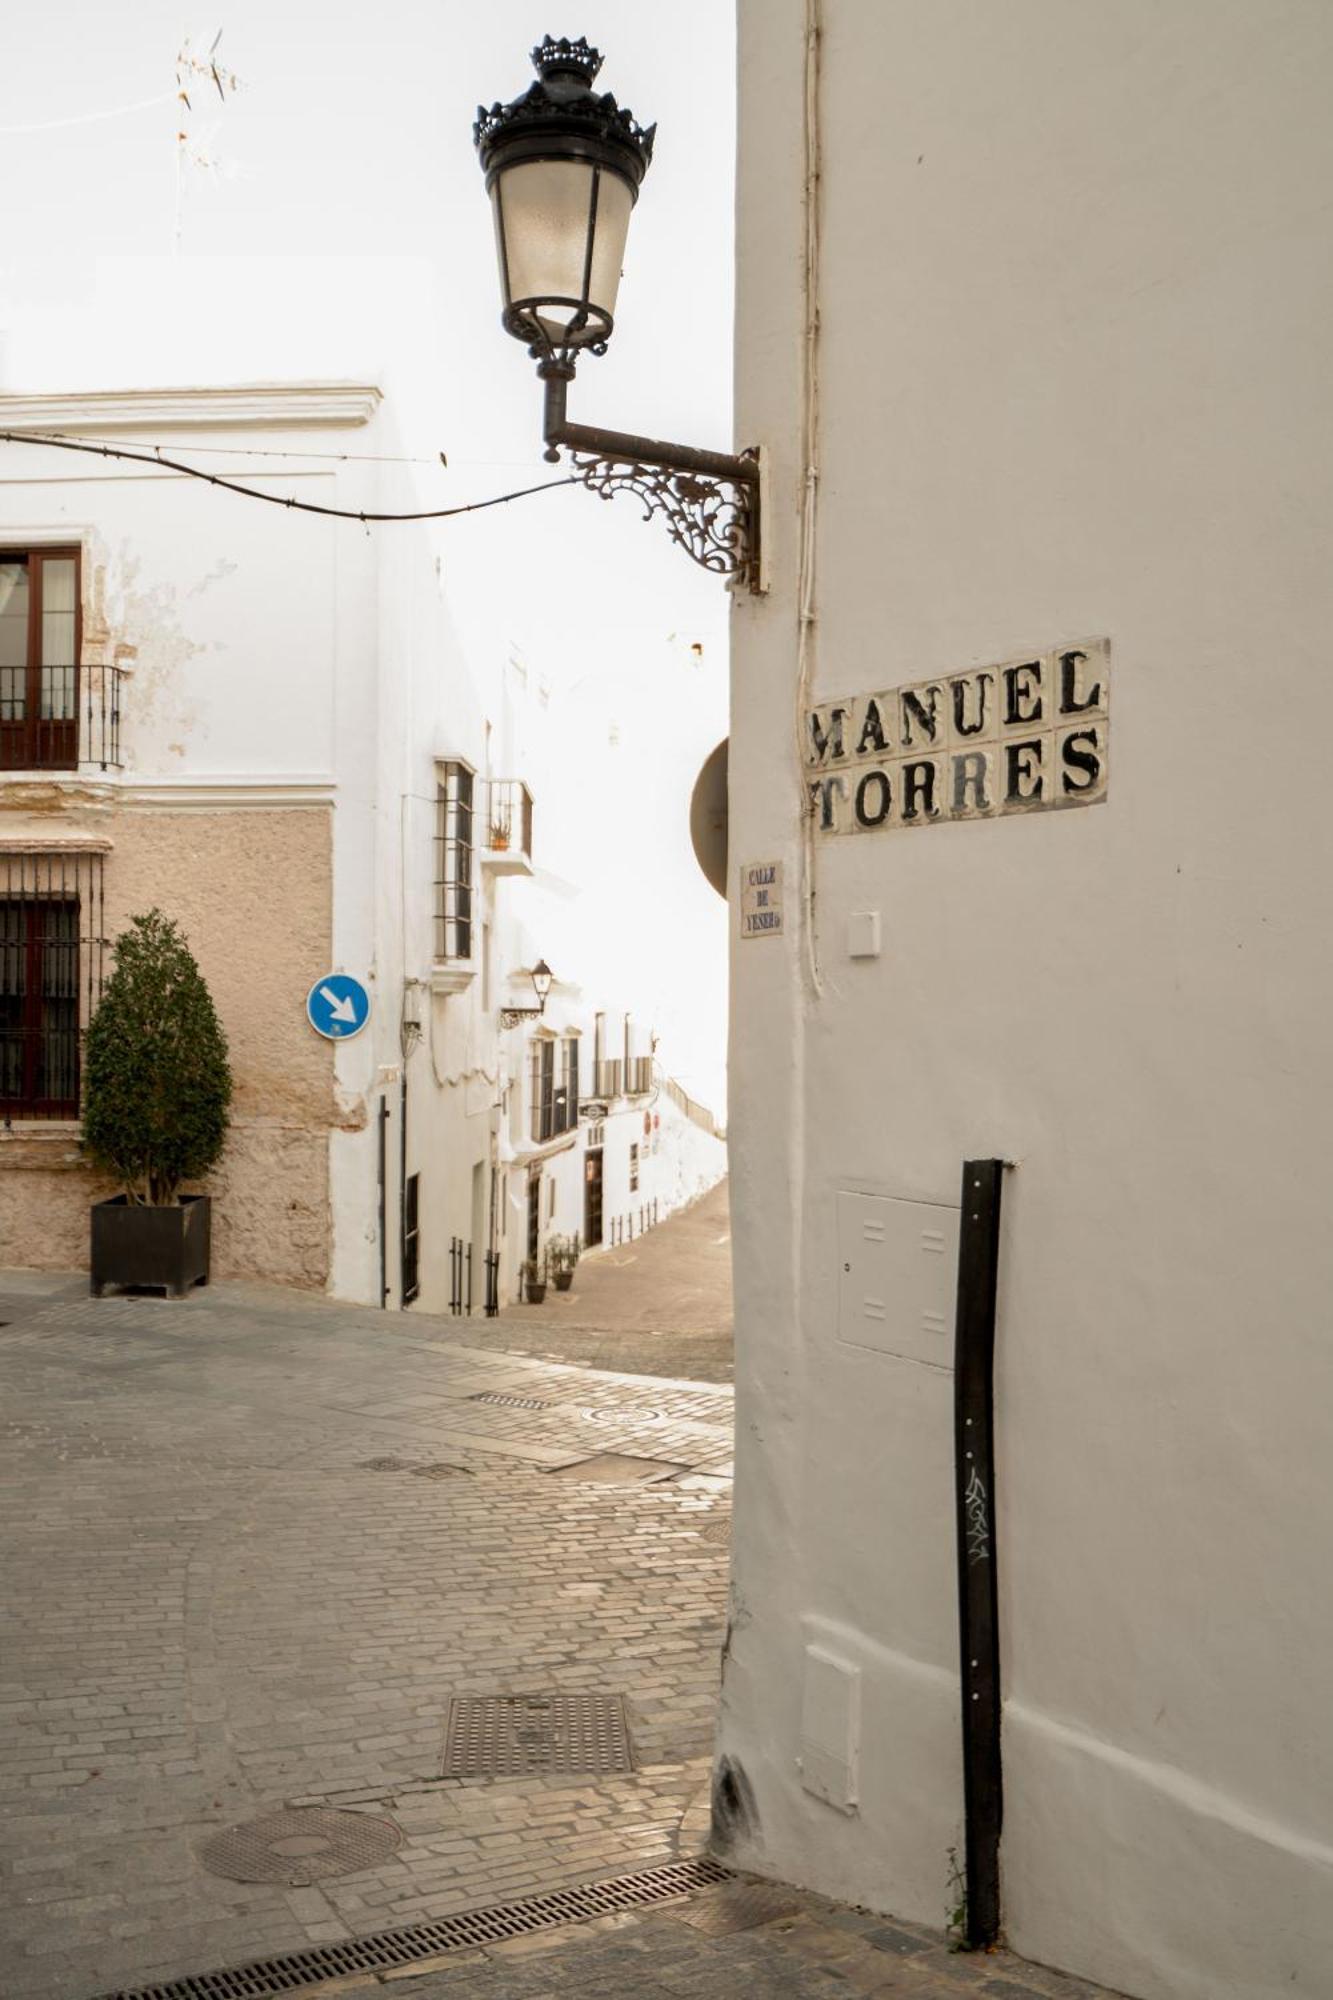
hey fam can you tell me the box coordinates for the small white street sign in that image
[740,860,784,939]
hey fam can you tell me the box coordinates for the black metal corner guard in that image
[954,1157,1006,1948]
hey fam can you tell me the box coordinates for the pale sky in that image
[0,2,735,1112]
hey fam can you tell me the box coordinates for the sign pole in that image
[953,1158,1005,1948]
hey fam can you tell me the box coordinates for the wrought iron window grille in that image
[0,847,107,1122]
[434,762,475,962]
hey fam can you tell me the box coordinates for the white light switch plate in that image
[846,910,880,958]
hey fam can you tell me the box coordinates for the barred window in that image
[435,762,474,961]
[0,848,105,1120]
[530,1035,556,1143]
[530,1032,581,1143]
[629,1142,640,1194]
[562,1034,579,1128]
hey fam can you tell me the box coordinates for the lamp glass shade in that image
[493,159,633,349]
[530,958,554,1003]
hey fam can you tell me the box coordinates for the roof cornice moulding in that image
[0,383,382,434]
[124,778,336,811]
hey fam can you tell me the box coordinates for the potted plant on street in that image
[522,1255,547,1304]
[547,1233,580,1292]
[83,909,232,1298]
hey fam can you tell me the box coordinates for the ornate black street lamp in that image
[499,958,555,1030]
[475,35,762,590]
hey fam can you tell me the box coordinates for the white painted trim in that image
[0,383,382,434]
[0,834,112,852]
[511,1133,580,1165]
[123,778,336,811]
[430,964,477,996]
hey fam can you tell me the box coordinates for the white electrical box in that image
[836,1189,959,1368]
[799,1643,860,1812]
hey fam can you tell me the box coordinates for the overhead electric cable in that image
[0,91,175,136]
[31,434,453,468]
[0,430,578,525]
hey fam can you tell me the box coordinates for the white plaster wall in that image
[724,4,1333,1996]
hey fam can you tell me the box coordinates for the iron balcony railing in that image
[0,663,124,775]
[592,1058,622,1100]
[625,1056,654,1097]
[483,779,534,860]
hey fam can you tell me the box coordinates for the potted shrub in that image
[547,1233,580,1292]
[83,909,232,1298]
[488,818,511,852]
[522,1256,547,1304]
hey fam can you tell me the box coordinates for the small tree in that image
[83,909,232,1206]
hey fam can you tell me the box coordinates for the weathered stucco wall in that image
[723,5,1333,1998]
[1,806,333,1287]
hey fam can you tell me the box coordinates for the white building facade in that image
[720,6,1333,1999]
[0,383,724,1310]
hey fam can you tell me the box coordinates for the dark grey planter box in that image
[90,1194,211,1299]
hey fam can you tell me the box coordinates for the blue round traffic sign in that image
[306,973,371,1041]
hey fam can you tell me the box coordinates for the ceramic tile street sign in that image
[805,640,1109,836]
[740,860,784,937]
[306,972,371,1040]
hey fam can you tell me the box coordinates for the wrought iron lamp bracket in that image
[539,364,763,593]
[499,1006,543,1030]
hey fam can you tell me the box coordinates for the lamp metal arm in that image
[539,366,763,592]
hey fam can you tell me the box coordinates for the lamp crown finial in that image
[531,35,603,86]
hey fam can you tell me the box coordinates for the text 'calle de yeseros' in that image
[806,640,1110,835]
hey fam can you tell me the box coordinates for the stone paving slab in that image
[0,1279,731,1999]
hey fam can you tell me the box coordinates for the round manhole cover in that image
[583,1406,664,1425]
[199,1807,402,1885]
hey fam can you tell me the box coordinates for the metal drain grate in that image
[199,1807,402,1884]
[93,1854,731,2000]
[409,1461,471,1480]
[468,1390,549,1410]
[443,1691,634,1777]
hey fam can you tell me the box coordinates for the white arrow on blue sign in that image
[306,973,371,1041]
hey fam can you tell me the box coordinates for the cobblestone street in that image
[0,1189,1124,2000]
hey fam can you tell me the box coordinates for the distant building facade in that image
[0,384,724,1308]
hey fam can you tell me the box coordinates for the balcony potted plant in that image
[547,1233,580,1292]
[488,817,511,852]
[83,909,232,1298]
[521,1255,547,1304]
